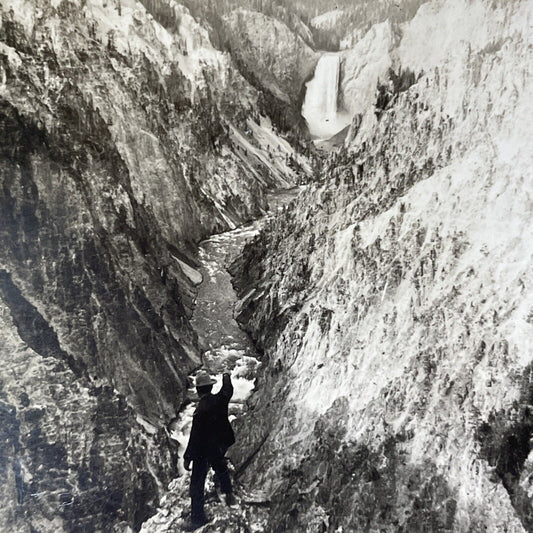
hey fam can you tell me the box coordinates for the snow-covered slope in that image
[232,0,533,530]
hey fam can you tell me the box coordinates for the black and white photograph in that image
[0,0,532,531]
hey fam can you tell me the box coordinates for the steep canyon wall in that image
[0,0,301,530]
[232,1,533,531]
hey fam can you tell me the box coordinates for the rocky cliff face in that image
[223,9,317,104]
[0,290,178,532]
[222,9,318,130]
[232,0,533,531]
[301,0,428,52]
[156,0,320,132]
[338,21,395,120]
[0,0,302,530]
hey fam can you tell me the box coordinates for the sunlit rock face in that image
[0,0,298,530]
[339,21,395,120]
[232,0,533,531]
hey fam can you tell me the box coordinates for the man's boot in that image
[190,513,208,530]
[191,499,208,528]
[224,492,236,506]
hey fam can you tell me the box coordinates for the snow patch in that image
[172,255,202,285]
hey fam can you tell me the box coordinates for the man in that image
[184,371,236,528]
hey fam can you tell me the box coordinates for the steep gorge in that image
[0,0,306,530]
[2,0,532,531]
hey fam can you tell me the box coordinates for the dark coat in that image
[184,373,235,461]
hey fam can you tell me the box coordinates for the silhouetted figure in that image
[184,371,235,528]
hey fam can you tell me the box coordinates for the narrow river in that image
[141,188,301,533]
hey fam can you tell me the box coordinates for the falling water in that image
[321,55,340,118]
[301,54,351,140]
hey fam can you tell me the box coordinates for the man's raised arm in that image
[219,372,233,402]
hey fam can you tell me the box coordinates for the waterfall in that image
[323,55,340,118]
[301,54,351,141]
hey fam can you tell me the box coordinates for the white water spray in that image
[302,54,351,140]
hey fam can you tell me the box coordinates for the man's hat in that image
[194,371,216,387]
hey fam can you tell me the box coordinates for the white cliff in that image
[339,21,395,118]
[232,0,533,531]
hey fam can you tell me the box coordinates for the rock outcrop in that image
[339,21,396,119]
[231,0,533,531]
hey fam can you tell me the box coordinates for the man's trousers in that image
[190,454,232,521]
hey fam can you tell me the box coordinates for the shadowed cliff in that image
[0,0,303,530]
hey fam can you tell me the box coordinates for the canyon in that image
[1,0,532,532]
